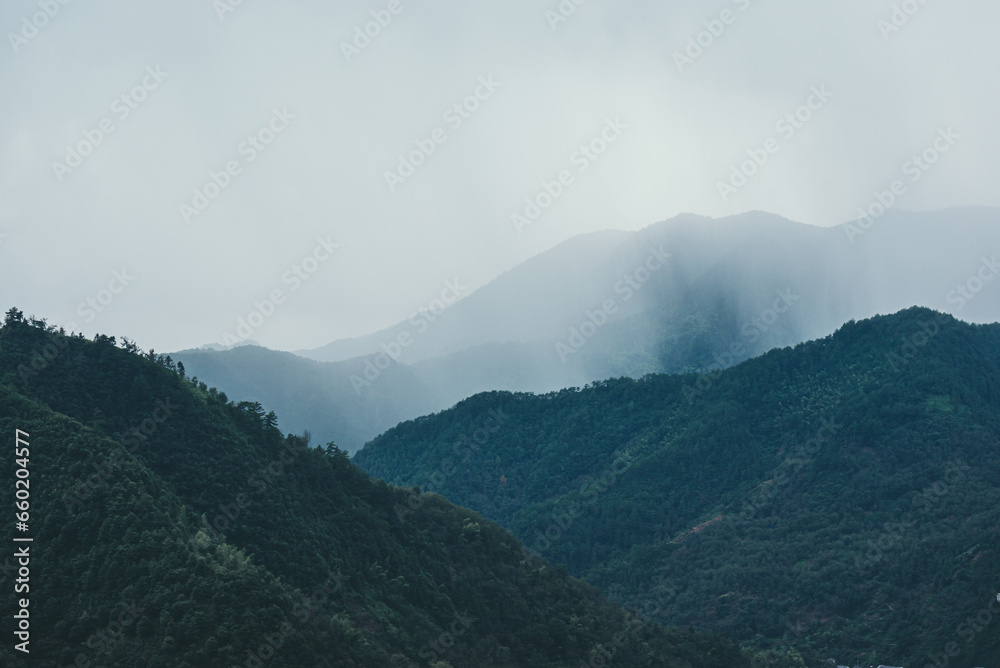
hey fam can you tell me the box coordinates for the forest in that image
[356,307,1000,667]
[0,307,785,667]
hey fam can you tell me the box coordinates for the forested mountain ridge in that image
[0,310,769,667]
[354,308,1000,667]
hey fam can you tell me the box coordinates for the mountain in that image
[299,206,1000,367]
[172,338,593,454]
[354,308,1000,667]
[0,312,769,667]
[168,344,440,455]
[175,207,1000,452]
[296,229,635,365]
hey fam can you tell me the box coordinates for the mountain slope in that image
[0,312,762,667]
[297,228,635,364]
[176,207,1000,452]
[354,308,1000,667]
[300,206,1000,368]
[169,344,441,454]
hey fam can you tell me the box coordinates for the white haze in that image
[0,0,997,352]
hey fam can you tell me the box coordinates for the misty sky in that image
[1,0,997,353]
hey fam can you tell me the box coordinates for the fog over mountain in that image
[176,206,1000,450]
[3,1,999,354]
[4,2,999,665]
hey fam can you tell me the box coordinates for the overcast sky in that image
[1,0,997,353]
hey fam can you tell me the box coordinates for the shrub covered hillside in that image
[355,308,1000,667]
[0,309,763,667]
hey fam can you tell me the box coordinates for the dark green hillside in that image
[355,308,1000,667]
[0,310,758,667]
